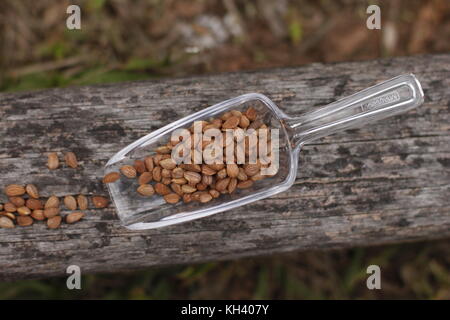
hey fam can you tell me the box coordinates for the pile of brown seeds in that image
[0,150,110,229]
[103,107,275,204]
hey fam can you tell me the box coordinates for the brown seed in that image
[171,183,184,196]
[77,195,88,210]
[172,177,188,185]
[249,119,263,130]
[251,173,265,181]
[239,115,250,128]
[1,211,16,220]
[244,163,260,176]
[201,164,216,176]
[0,204,2,211]
[92,196,109,208]
[211,118,223,128]
[4,202,17,212]
[208,163,224,171]
[181,185,197,193]
[120,165,137,178]
[161,168,172,178]
[215,177,230,191]
[156,146,171,154]
[66,212,85,224]
[164,193,180,204]
[217,168,227,179]
[47,216,62,229]
[31,210,45,221]
[5,184,25,197]
[153,154,163,166]
[222,116,240,129]
[44,207,60,218]
[191,191,203,201]
[159,158,176,170]
[162,177,171,185]
[17,215,33,227]
[228,178,237,193]
[155,183,171,196]
[25,184,39,199]
[65,152,78,168]
[199,193,213,203]
[45,196,59,209]
[245,107,257,121]
[137,184,155,197]
[9,197,25,207]
[209,189,220,198]
[103,172,120,183]
[26,198,43,210]
[152,166,162,182]
[138,171,153,185]
[202,175,213,185]
[184,171,202,185]
[221,111,233,121]
[226,164,239,178]
[183,194,192,203]
[144,156,154,171]
[237,180,254,189]
[172,167,184,178]
[0,216,15,228]
[47,152,59,170]
[237,168,248,181]
[180,164,201,172]
[231,110,242,117]
[134,160,147,174]
[64,195,78,210]
[196,183,207,191]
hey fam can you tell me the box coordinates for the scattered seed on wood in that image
[17,216,33,227]
[64,196,78,210]
[47,216,62,229]
[92,196,109,208]
[25,184,39,199]
[5,184,25,197]
[77,195,88,210]
[45,196,59,209]
[44,207,60,218]
[47,152,59,170]
[4,202,17,212]
[8,197,24,207]
[26,199,43,210]
[0,216,15,229]
[65,152,78,168]
[66,212,85,224]
[31,210,45,221]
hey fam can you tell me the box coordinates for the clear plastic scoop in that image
[105,74,424,230]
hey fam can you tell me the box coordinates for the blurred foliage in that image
[0,0,449,299]
[0,240,448,299]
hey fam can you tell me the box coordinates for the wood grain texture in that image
[0,54,449,280]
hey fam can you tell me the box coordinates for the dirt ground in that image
[0,0,449,299]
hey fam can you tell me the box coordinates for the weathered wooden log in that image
[0,54,449,280]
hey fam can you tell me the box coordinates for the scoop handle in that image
[286,74,424,147]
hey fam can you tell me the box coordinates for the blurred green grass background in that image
[0,0,449,299]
